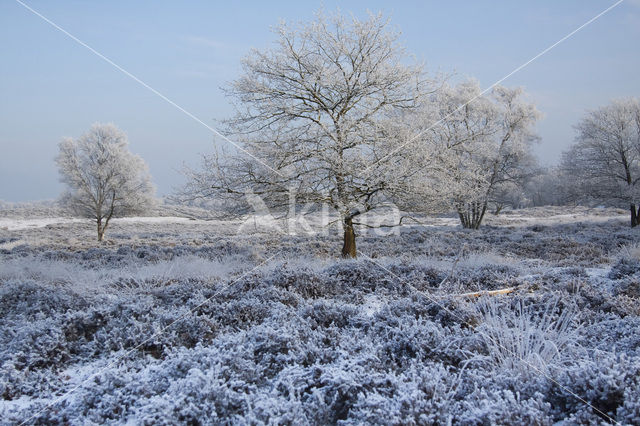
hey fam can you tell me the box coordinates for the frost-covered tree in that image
[489,182,526,214]
[412,81,540,229]
[489,155,539,214]
[184,12,434,257]
[56,123,156,241]
[524,167,574,207]
[562,98,640,226]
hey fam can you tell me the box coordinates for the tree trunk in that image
[458,201,488,230]
[341,217,357,258]
[476,201,488,229]
[97,219,104,242]
[458,209,469,228]
[631,204,638,228]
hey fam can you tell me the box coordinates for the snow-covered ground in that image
[0,217,86,231]
[1,205,638,424]
[0,215,206,232]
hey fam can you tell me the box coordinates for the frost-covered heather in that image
[1,206,639,424]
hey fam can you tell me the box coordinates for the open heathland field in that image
[1,205,639,425]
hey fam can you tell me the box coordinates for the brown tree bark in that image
[341,217,357,258]
[97,219,104,242]
[631,204,638,228]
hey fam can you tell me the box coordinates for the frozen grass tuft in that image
[475,297,581,373]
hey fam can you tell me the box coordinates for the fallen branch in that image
[453,286,519,298]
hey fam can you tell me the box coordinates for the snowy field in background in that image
[0,216,197,232]
[1,204,639,424]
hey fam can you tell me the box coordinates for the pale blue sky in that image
[1,0,639,201]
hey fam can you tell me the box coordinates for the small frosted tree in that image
[56,123,156,241]
[562,98,640,227]
[184,12,434,257]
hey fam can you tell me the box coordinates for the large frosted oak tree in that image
[56,123,156,241]
[186,12,433,257]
